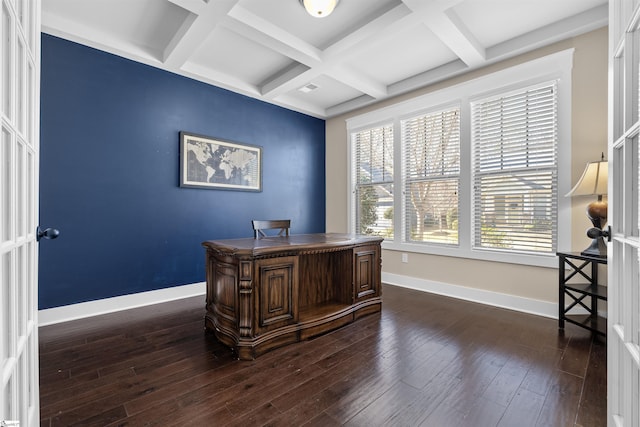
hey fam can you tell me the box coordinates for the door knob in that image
[36,226,60,242]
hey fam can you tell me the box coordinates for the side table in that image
[557,251,607,336]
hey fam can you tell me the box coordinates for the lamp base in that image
[581,238,607,257]
[582,199,608,257]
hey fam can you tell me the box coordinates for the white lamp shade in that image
[566,160,608,197]
[302,0,338,17]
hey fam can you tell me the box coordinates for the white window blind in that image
[402,107,460,244]
[353,125,394,237]
[471,82,558,254]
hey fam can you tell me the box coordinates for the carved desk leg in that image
[238,260,253,337]
[237,260,254,359]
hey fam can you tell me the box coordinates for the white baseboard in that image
[382,272,558,319]
[38,282,206,326]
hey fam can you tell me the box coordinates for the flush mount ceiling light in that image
[300,0,339,18]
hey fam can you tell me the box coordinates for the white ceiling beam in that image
[322,4,415,58]
[261,63,314,96]
[180,62,326,118]
[227,5,322,65]
[325,94,375,118]
[326,59,468,117]
[165,0,207,15]
[387,58,469,97]
[162,0,239,69]
[402,0,485,67]
[220,18,321,67]
[261,58,389,100]
[441,9,486,66]
[181,61,260,96]
[326,64,388,99]
[272,93,328,118]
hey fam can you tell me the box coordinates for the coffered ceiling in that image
[42,0,608,118]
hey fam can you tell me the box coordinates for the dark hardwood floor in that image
[39,284,606,427]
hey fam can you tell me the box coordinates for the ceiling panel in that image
[344,23,458,87]
[44,0,191,55]
[281,74,365,111]
[189,26,295,88]
[452,0,607,48]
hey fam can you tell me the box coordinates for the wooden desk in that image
[202,233,383,360]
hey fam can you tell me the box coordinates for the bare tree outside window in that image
[403,108,460,244]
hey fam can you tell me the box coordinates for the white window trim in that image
[346,49,574,268]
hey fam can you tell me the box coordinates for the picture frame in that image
[179,131,262,191]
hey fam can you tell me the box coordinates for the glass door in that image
[1,0,40,425]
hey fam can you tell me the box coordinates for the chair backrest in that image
[252,220,291,239]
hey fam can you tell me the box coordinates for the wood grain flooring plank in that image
[481,343,538,408]
[438,346,507,416]
[104,399,185,427]
[575,337,607,427]
[224,363,327,417]
[456,396,506,427]
[558,331,594,378]
[391,372,463,426]
[221,402,284,427]
[535,370,583,427]
[520,346,565,396]
[342,380,421,426]
[41,348,223,419]
[302,411,341,427]
[498,388,546,427]
[321,366,399,422]
[401,342,464,390]
[164,347,332,425]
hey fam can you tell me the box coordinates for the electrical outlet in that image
[401,253,408,263]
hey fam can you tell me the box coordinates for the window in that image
[347,50,572,267]
[402,107,460,245]
[471,82,558,254]
[352,125,394,237]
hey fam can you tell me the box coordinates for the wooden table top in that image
[202,233,383,256]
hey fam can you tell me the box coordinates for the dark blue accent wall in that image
[39,34,326,310]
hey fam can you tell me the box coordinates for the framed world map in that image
[179,132,262,191]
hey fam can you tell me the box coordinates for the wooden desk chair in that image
[252,220,291,239]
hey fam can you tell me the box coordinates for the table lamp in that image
[566,154,608,256]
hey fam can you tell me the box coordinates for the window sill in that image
[381,240,558,268]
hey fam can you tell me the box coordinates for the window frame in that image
[471,81,559,255]
[351,123,395,237]
[346,49,573,268]
[401,104,461,246]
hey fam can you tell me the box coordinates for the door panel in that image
[354,245,379,301]
[256,256,298,332]
[1,0,40,425]
[609,2,640,425]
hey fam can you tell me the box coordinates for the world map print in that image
[183,136,261,190]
